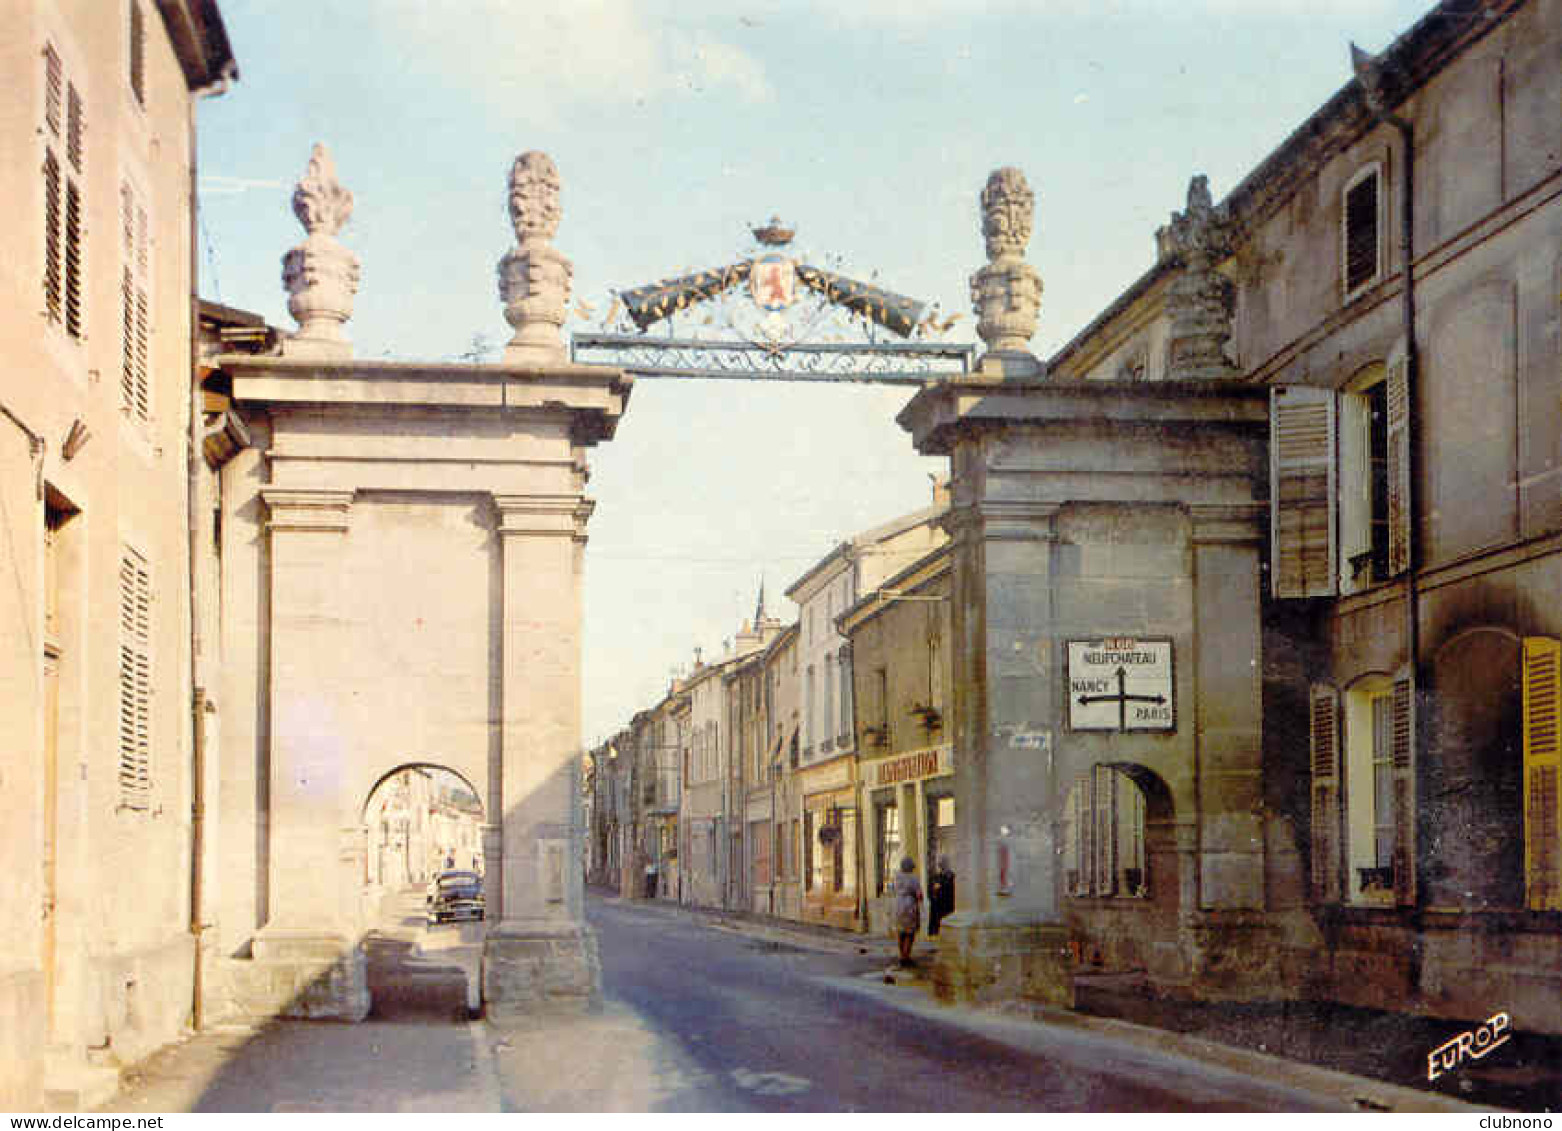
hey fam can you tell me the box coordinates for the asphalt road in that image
[99,891,1348,1112]
[571,896,1338,1112]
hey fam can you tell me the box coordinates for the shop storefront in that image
[798,752,859,929]
[859,743,954,935]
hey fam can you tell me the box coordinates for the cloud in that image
[379,0,772,112]
[199,175,287,196]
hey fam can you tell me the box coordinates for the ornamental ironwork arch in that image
[569,217,974,385]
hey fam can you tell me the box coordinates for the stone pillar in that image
[1190,504,1267,911]
[932,488,1073,1007]
[483,493,600,1016]
[251,487,369,1020]
[900,190,1270,1004]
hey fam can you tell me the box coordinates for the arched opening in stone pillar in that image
[358,764,488,1020]
[362,764,487,893]
[1060,763,1178,976]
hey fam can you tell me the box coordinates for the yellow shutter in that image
[1271,386,1337,598]
[1523,636,1562,911]
[1310,684,1342,903]
[1391,665,1417,906]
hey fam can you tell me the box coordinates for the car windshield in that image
[438,873,479,889]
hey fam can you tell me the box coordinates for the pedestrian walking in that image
[893,856,923,966]
[928,855,955,936]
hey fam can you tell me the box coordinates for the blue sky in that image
[197,0,1432,745]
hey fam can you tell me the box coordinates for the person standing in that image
[928,855,955,936]
[893,856,923,966]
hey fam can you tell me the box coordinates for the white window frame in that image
[1344,676,1396,904]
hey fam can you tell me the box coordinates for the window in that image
[1063,767,1147,898]
[929,633,946,715]
[874,792,900,896]
[41,42,86,341]
[1524,637,1562,910]
[1270,342,1409,599]
[1344,681,1397,901]
[118,547,152,810]
[1338,367,1388,593]
[824,654,835,750]
[1342,165,1382,297]
[838,647,852,744]
[804,665,814,756]
[750,820,771,885]
[1312,671,1416,906]
[803,811,815,891]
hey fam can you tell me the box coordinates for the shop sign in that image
[871,744,952,787]
[1066,637,1174,732]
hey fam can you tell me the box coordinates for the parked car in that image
[426,869,484,924]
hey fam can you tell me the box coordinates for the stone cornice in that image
[492,493,594,540]
[260,487,355,532]
[898,378,1268,457]
[222,355,632,446]
[1189,503,1269,546]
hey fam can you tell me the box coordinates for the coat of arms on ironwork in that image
[750,254,796,312]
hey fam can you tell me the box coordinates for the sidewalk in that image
[614,892,1537,1113]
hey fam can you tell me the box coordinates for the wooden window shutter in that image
[1094,764,1118,896]
[1271,386,1337,598]
[1385,339,1411,577]
[43,151,62,324]
[1523,636,1562,911]
[1310,683,1342,903]
[1390,665,1417,906]
[1074,773,1091,896]
[1344,171,1379,294]
[43,45,63,137]
[118,548,152,809]
[129,1,147,106]
[63,179,83,339]
[66,82,84,173]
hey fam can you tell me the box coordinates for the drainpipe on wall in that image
[1351,43,1420,726]
[186,66,235,1033]
[1353,47,1424,985]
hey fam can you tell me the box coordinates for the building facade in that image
[840,545,956,936]
[786,500,947,928]
[0,0,235,1109]
[901,0,1562,1034]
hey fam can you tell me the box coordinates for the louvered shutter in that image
[1271,386,1338,598]
[1094,764,1118,896]
[118,549,152,809]
[1390,665,1417,906]
[1073,773,1091,896]
[1310,684,1342,903]
[1523,637,1562,911]
[43,152,62,323]
[1385,340,1411,577]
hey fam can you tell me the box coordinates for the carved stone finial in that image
[1158,174,1239,381]
[292,143,354,236]
[980,167,1035,260]
[280,143,361,357]
[498,151,573,363]
[970,167,1043,377]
